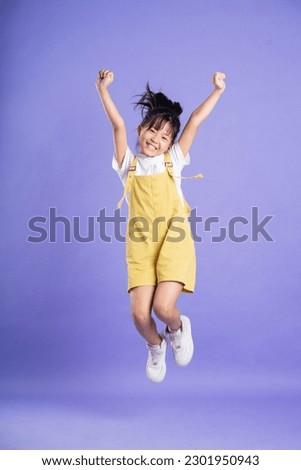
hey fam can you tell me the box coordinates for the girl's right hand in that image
[96,69,114,91]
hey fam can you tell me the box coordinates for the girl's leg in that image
[130,285,161,345]
[153,281,194,368]
[152,281,183,331]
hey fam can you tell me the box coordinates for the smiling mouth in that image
[146,142,157,150]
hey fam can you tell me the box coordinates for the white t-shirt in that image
[112,142,190,207]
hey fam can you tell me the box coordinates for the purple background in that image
[1,0,301,450]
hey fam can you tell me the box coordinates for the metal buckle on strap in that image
[165,162,173,167]
[129,165,136,171]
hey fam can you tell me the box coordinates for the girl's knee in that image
[130,301,151,326]
[152,300,175,323]
[129,285,156,326]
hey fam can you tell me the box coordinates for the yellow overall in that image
[117,152,203,294]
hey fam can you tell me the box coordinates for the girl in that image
[96,70,226,383]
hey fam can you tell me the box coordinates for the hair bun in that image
[172,101,183,117]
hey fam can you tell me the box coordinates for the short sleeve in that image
[169,142,191,176]
[112,147,135,185]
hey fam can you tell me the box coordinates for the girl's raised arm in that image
[96,69,127,169]
[178,72,226,157]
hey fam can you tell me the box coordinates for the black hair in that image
[133,82,183,143]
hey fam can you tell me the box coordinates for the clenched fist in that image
[96,69,114,92]
[211,71,226,92]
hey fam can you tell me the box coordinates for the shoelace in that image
[148,346,163,366]
[168,330,182,350]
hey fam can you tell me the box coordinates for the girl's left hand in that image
[211,71,226,92]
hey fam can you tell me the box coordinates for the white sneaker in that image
[163,315,194,367]
[146,337,167,383]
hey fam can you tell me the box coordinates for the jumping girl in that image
[96,70,226,382]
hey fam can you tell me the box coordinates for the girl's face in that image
[138,121,173,157]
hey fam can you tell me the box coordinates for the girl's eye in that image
[162,137,167,141]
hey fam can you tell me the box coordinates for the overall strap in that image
[117,155,137,209]
[164,152,204,180]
